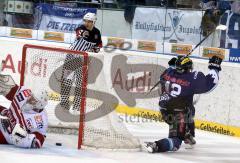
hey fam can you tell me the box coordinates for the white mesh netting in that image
[22,45,140,150]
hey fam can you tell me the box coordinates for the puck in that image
[56,143,62,146]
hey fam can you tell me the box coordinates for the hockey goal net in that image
[21,44,140,150]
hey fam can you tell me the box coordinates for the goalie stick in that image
[147,24,227,95]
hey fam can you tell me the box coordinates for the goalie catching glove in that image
[208,56,222,71]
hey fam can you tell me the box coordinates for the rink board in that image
[0,36,239,138]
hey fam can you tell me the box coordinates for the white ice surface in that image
[1,120,240,163]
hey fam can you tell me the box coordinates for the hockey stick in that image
[146,24,227,95]
[146,80,162,96]
[186,24,227,56]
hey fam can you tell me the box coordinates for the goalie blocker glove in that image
[208,56,223,71]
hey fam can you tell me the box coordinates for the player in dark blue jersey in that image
[144,55,222,153]
[165,57,196,146]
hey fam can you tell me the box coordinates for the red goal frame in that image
[21,44,89,149]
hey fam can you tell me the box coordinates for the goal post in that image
[21,44,88,149]
[21,44,141,150]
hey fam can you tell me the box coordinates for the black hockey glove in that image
[159,93,171,108]
[208,56,222,71]
[92,46,100,53]
[159,93,173,125]
[168,57,177,67]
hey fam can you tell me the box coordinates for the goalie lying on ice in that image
[0,75,48,148]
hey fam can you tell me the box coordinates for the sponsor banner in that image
[229,48,240,63]
[137,40,156,52]
[44,31,64,42]
[116,104,240,137]
[202,47,226,59]
[10,28,32,38]
[34,3,96,33]
[195,120,240,137]
[132,8,202,44]
[171,44,192,55]
[107,37,125,49]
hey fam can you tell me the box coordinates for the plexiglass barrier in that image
[0,0,239,56]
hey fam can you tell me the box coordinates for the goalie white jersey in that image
[0,85,48,148]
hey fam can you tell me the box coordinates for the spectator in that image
[145,0,166,7]
[176,0,194,8]
[200,0,231,37]
[192,0,201,9]
[218,0,231,13]
[200,0,231,12]
[0,1,4,26]
[231,1,240,14]
[122,0,145,24]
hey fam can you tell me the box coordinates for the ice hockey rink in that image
[0,40,240,163]
[1,118,240,163]
[1,0,240,162]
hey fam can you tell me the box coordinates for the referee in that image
[60,12,102,114]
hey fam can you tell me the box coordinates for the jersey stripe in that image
[10,102,25,129]
[12,99,28,130]
[11,86,28,130]
[5,85,19,101]
[70,37,96,52]
[77,39,86,51]
[14,99,28,130]
[76,39,85,51]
